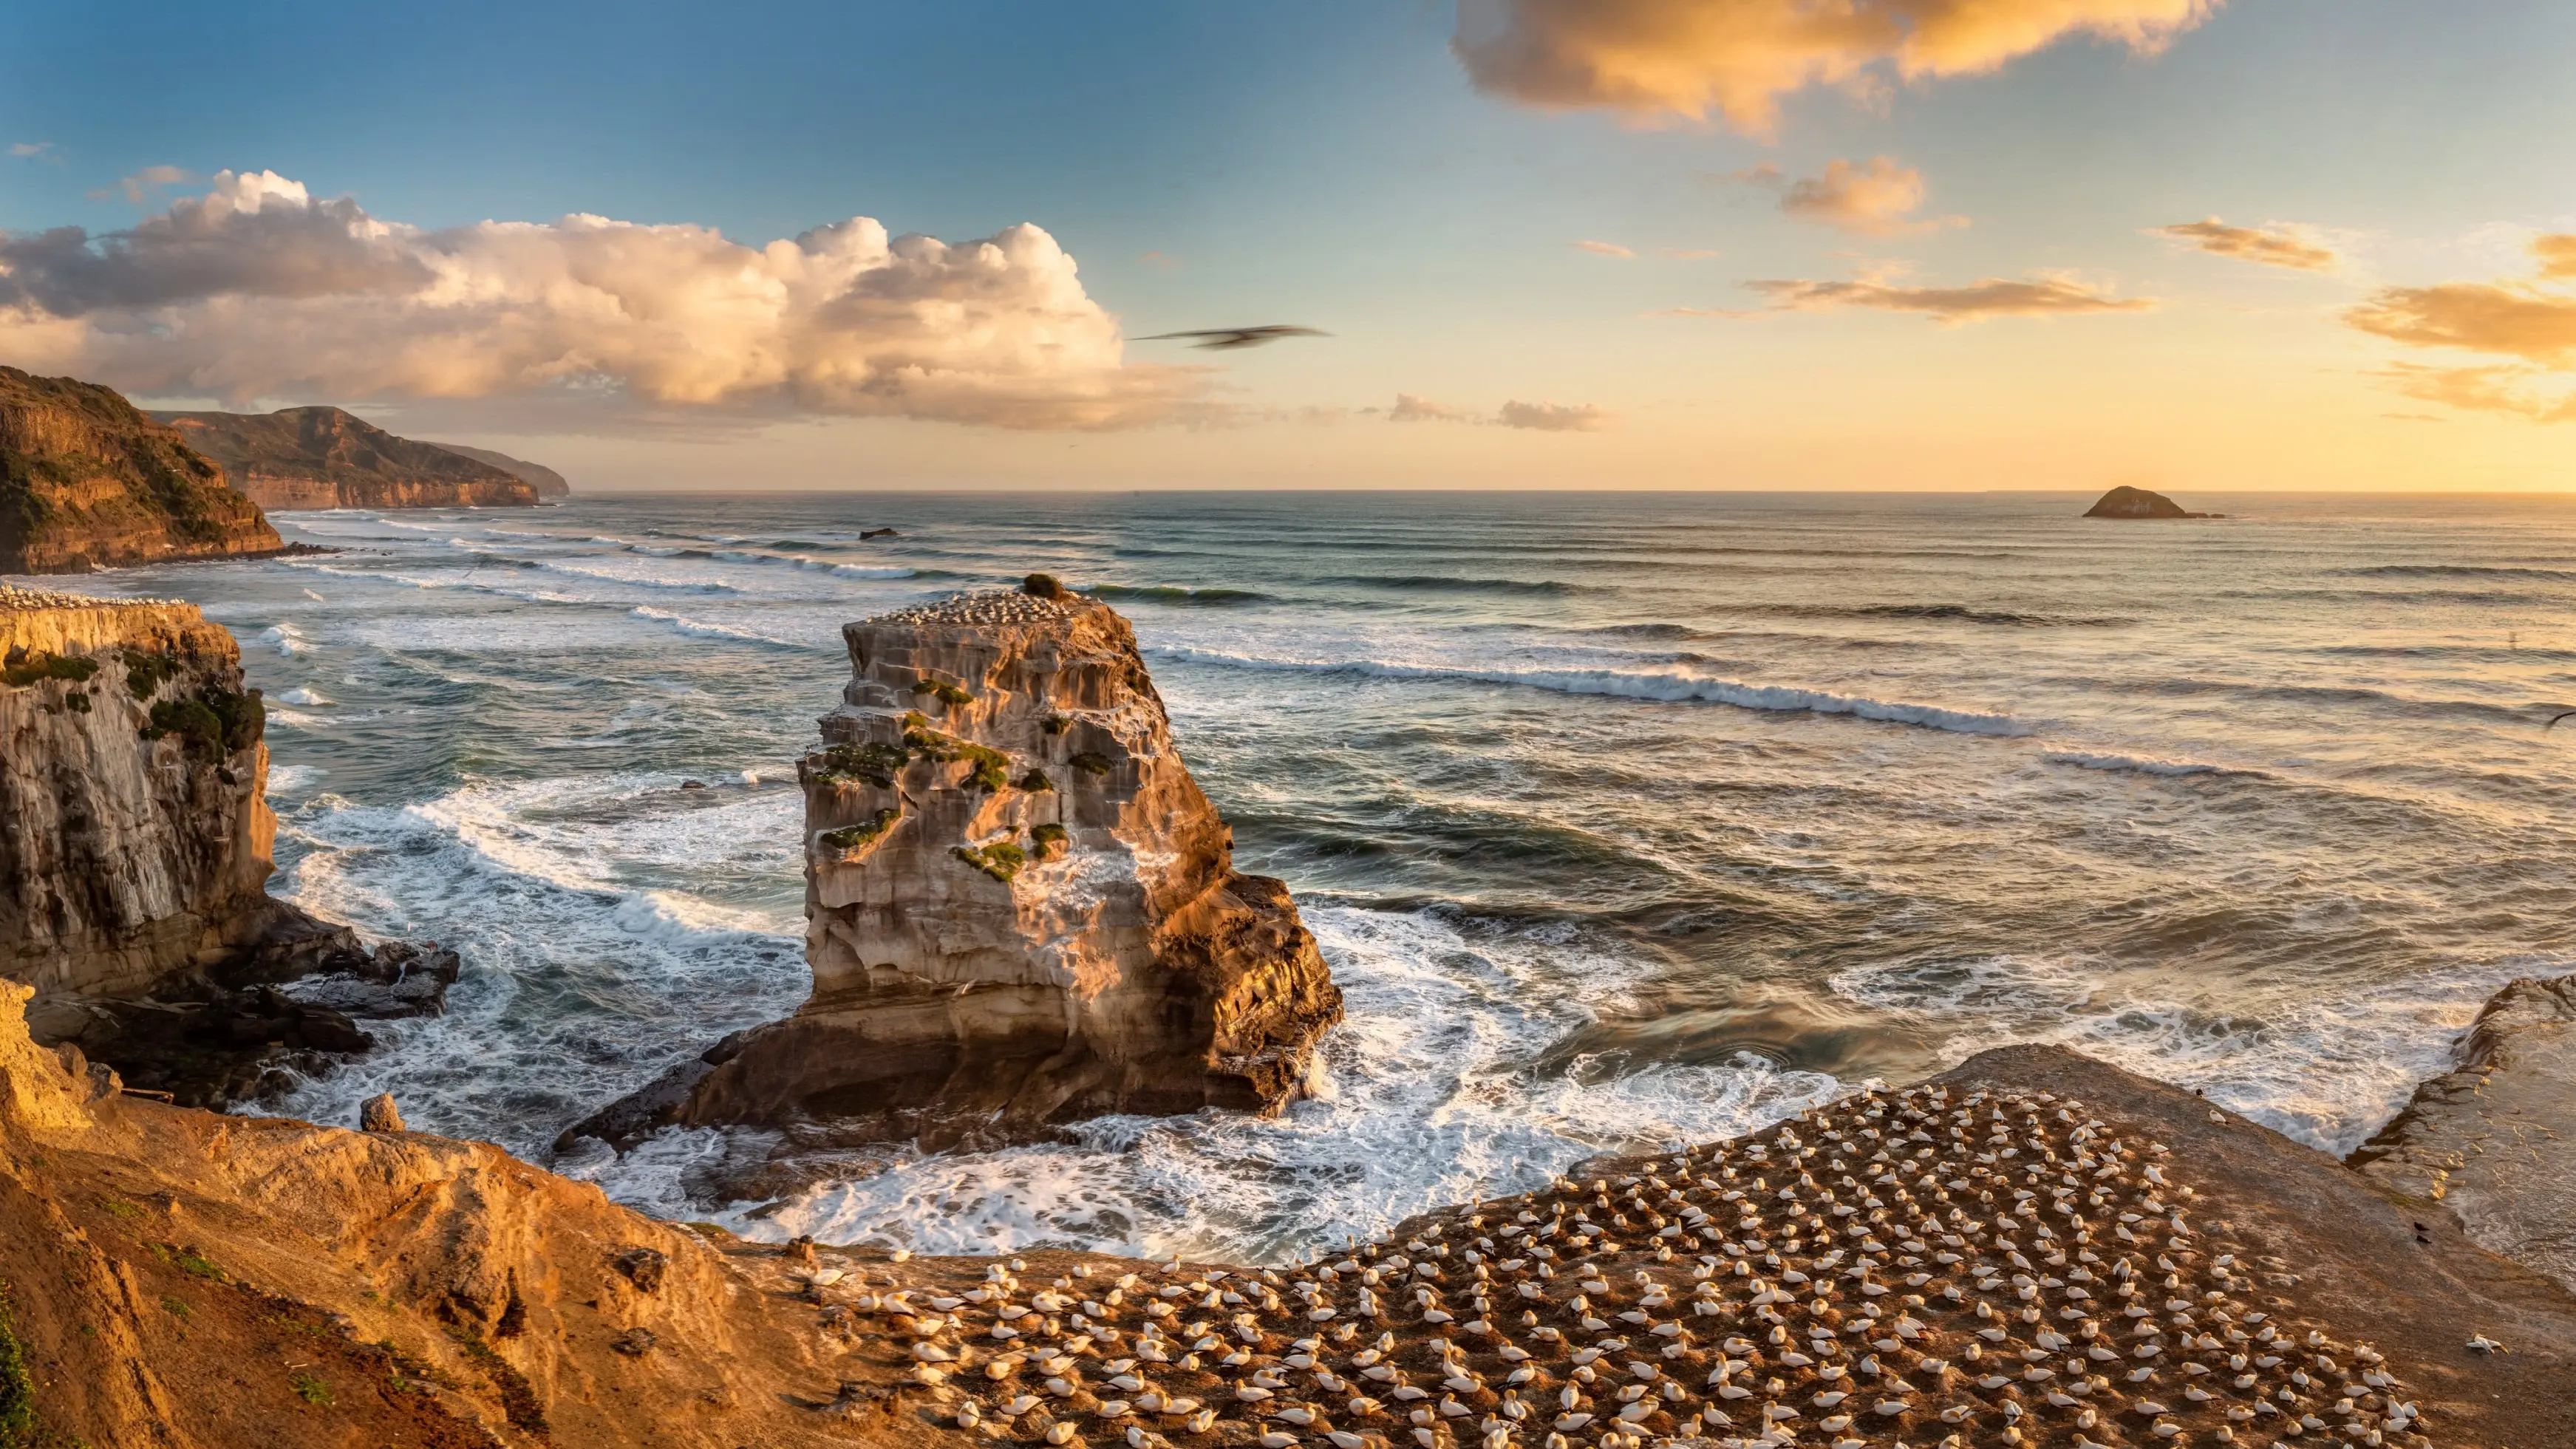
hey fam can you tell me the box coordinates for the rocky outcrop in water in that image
[1,584,450,1106]
[426,440,573,497]
[154,406,541,510]
[2351,969,2576,1294]
[2083,485,2219,519]
[0,366,283,573]
[573,582,1343,1151]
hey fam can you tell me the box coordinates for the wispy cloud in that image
[1675,270,2155,323]
[1660,247,1722,260]
[1385,393,1613,429]
[0,168,1210,429]
[1454,0,2220,133]
[2150,217,2340,272]
[1139,250,1182,270]
[89,164,198,204]
[2345,233,2576,423]
[7,141,58,161]
[1572,239,1637,259]
[1781,156,1965,235]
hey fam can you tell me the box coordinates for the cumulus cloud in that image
[1454,0,2220,132]
[0,169,1204,429]
[1384,394,1612,429]
[1713,271,2155,321]
[2150,217,2339,271]
[1572,239,1638,258]
[1780,156,1964,235]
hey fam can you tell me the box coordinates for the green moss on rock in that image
[953,841,1027,883]
[820,808,902,853]
[0,650,100,688]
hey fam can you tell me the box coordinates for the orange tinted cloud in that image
[1572,239,1638,258]
[1730,273,2156,321]
[1781,157,1965,235]
[2150,217,2339,272]
[2345,283,2576,363]
[2374,362,2576,423]
[1498,399,1612,430]
[1454,0,2219,132]
[2532,233,2576,281]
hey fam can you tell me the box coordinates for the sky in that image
[5,0,2576,492]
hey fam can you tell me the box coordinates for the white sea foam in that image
[265,763,326,795]
[1827,952,2553,1156]
[276,686,330,706]
[2041,750,2237,777]
[628,605,812,649]
[258,623,312,657]
[576,907,1841,1264]
[1151,647,2027,737]
[266,707,325,729]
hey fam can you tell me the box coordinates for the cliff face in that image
[154,406,541,510]
[0,367,283,573]
[426,441,572,496]
[577,585,1342,1150]
[0,586,277,998]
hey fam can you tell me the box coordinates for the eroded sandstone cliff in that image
[576,583,1342,1150]
[0,585,278,998]
[156,406,541,510]
[0,366,283,573]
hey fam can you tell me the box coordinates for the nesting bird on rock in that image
[825,1084,2432,1449]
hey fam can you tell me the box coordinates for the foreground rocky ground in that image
[2,974,2569,1449]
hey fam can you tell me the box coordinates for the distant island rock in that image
[151,406,540,510]
[2084,485,2221,519]
[424,440,572,497]
[1,366,283,573]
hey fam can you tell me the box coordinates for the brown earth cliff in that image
[0,368,282,574]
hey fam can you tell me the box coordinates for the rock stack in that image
[573,583,1343,1150]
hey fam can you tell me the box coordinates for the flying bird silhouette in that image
[1134,325,1329,350]
[2548,710,2576,730]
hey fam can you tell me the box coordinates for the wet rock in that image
[358,1092,404,1133]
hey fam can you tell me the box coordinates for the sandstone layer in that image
[155,406,541,510]
[426,441,573,497]
[574,584,1343,1150]
[6,969,2572,1449]
[2351,969,2576,1295]
[0,585,278,998]
[0,366,283,573]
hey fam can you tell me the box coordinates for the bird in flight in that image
[1134,325,1329,350]
[2549,709,2576,730]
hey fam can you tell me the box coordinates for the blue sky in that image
[7,1,2576,489]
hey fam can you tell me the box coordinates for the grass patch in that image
[953,842,1027,884]
[908,677,974,706]
[1070,751,1114,777]
[1029,823,1069,861]
[820,808,902,854]
[0,1280,33,1445]
[118,650,180,700]
[903,723,1012,791]
[160,1296,191,1322]
[813,741,913,788]
[287,1371,333,1408]
[94,1196,142,1221]
[172,1248,224,1282]
[0,652,99,689]
[1017,769,1053,792]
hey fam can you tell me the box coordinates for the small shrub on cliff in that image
[119,648,180,700]
[1029,823,1069,860]
[0,1280,32,1443]
[1023,573,1066,599]
[1042,713,1071,735]
[1070,751,1114,777]
[288,1371,334,1408]
[903,723,1012,791]
[816,742,912,788]
[1017,769,1053,792]
[908,677,974,706]
[820,808,902,853]
[953,842,1026,883]
[0,650,99,688]
[140,689,262,753]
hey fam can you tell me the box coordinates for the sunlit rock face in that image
[587,585,1343,1150]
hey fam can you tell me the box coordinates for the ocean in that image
[31,489,2576,1265]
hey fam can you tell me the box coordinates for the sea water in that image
[25,490,2576,1263]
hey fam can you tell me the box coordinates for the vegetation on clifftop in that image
[0,366,281,573]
